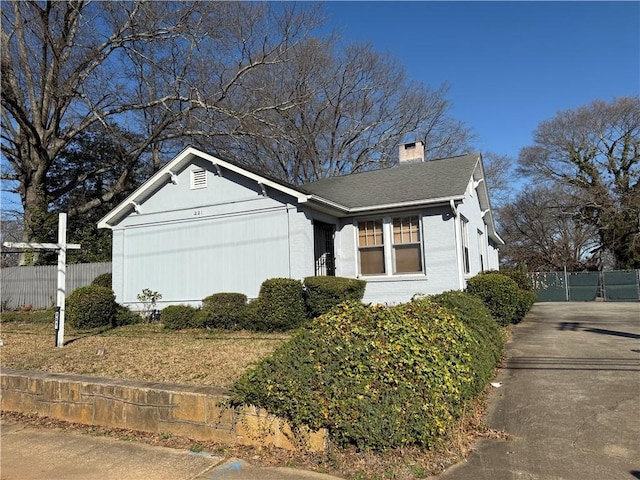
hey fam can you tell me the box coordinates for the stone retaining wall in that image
[0,369,327,452]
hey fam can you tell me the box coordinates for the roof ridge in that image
[303,152,480,187]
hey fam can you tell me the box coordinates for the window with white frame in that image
[358,220,385,275]
[393,216,422,273]
[477,229,485,272]
[460,215,470,274]
[357,216,423,276]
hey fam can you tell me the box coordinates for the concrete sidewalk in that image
[0,418,342,480]
[434,302,640,480]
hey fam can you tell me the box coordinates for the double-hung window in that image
[358,216,423,276]
[393,216,422,273]
[460,215,470,274]
[358,220,385,275]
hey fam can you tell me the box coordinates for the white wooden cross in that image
[2,213,80,347]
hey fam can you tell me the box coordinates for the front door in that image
[314,221,336,276]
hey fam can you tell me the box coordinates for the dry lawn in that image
[0,317,288,388]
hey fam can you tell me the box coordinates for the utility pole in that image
[2,213,81,347]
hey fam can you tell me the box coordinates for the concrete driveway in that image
[436,302,640,480]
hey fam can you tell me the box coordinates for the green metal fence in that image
[531,270,640,302]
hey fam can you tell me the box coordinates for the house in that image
[98,142,503,308]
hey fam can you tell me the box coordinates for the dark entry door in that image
[314,222,335,276]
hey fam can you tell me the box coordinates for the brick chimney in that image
[399,141,425,163]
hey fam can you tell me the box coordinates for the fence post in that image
[564,266,569,301]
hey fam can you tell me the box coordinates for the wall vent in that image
[190,169,207,189]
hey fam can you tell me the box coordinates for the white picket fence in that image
[0,262,112,310]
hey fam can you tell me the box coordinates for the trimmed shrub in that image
[114,305,142,326]
[431,290,504,399]
[481,269,537,324]
[91,273,112,289]
[465,273,519,326]
[244,299,261,328]
[230,299,473,451]
[162,305,198,330]
[196,293,248,330]
[66,285,117,329]
[304,276,366,318]
[254,278,306,331]
[496,268,533,291]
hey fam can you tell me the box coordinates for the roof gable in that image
[97,146,309,228]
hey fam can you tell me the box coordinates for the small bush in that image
[114,305,141,326]
[91,273,112,289]
[244,299,260,328]
[431,290,504,399]
[497,269,536,323]
[66,285,117,329]
[254,278,306,331]
[304,276,366,318]
[465,273,519,326]
[496,268,533,291]
[197,293,248,330]
[513,289,536,323]
[162,305,198,330]
[481,269,536,324]
[230,299,473,451]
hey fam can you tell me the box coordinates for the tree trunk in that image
[18,152,51,265]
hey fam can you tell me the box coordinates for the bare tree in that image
[1,1,320,260]
[482,151,516,208]
[518,97,640,268]
[498,185,600,271]
[201,40,475,184]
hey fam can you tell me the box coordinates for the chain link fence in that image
[531,270,640,302]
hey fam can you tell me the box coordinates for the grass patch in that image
[0,316,288,388]
[1,309,54,323]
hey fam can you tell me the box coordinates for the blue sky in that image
[2,1,638,216]
[324,1,640,160]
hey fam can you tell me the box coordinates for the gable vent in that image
[190,168,207,189]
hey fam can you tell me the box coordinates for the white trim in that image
[97,146,311,229]
[356,214,426,278]
[97,146,504,252]
[453,212,464,290]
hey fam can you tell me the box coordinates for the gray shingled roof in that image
[301,153,480,208]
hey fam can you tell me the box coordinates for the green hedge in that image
[254,278,306,331]
[230,299,473,451]
[197,292,248,330]
[162,305,198,330]
[431,290,504,399]
[494,269,536,323]
[91,273,112,289]
[304,276,366,318]
[66,285,117,329]
[465,273,519,326]
[114,305,142,326]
